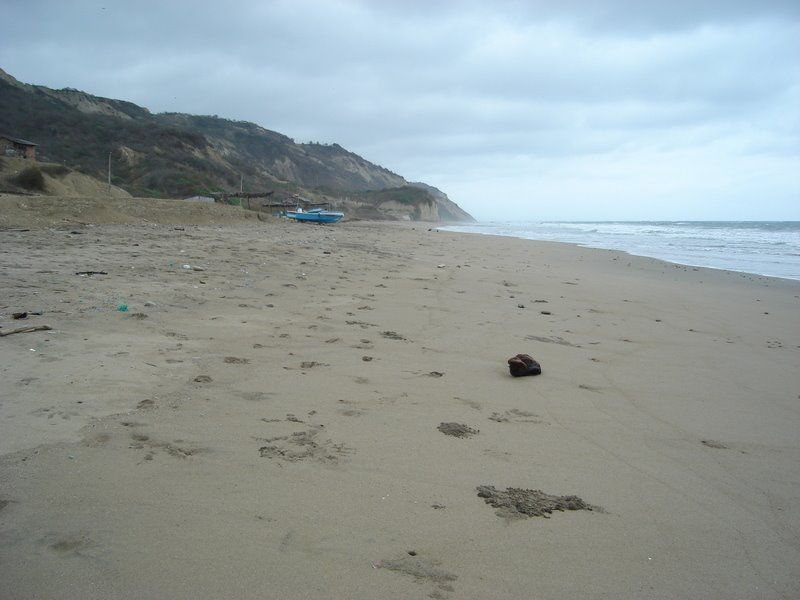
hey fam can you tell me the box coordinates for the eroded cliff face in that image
[377,199,439,221]
[409,182,474,222]
[324,196,442,222]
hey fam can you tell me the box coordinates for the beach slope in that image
[1,214,798,599]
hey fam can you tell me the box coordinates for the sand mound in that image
[0,194,268,229]
[0,156,268,228]
[476,485,596,519]
[0,156,131,199]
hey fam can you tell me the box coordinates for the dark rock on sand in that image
[507,354,542,377]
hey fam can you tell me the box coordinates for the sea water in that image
[440,221,800,281]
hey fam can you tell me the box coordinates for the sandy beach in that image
[1,199,799,599]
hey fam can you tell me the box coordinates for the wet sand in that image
[1,213,799,599]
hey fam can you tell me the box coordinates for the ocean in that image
[439,221,800,281]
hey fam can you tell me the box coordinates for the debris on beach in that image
[12,311,42,319]
[477,485,595,519]
[0,324,53,337]
[507,353,542,377]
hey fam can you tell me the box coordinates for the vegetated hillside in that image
[0,68,474,222]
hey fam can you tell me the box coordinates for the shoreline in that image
[452,228,800,283]
[2,220,799,599]
[440,221,800,282]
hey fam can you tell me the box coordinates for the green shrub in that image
[12,166,46,191]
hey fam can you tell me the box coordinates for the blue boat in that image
[285,207,344,223]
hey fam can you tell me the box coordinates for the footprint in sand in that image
[455,397,482,411]
[31,406,80,420]
[81,433,111,447]
[236,391,273,402]
[164,331,188,340]
[128,431,206,459]
[489,409,546,424]
[300,361,329,369]
[339,408,365,417]
[578,384,603,393]
[42,531,97,558]
[701,439,728,449]
[437,422,479,438]
[346,320,376,329]
[381,330,406,340]
[377,553,457,598]
[257,421,353,464]
[525,334,580,347]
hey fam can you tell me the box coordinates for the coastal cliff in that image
[0,68,474,222]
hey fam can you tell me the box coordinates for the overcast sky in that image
[3,0,799,221]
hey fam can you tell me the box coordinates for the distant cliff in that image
[0,68,474,222]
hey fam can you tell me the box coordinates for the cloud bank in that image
[3,0,798,220]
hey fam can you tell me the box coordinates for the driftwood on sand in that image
[0,325,53,337]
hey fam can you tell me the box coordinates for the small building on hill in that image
[0,135,37,159]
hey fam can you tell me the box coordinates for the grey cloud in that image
[2,0,798,220]
[483,0,800,33]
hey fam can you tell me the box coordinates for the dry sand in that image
[1,196,799,599]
